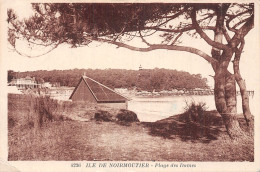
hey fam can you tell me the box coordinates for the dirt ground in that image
[8,94,254,161]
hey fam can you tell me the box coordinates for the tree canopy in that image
[8,3,253,61]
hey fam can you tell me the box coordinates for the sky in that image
[2,2,260,90]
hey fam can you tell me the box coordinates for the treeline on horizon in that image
[8,68,209,91]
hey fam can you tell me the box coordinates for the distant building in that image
[52,82,61,87]
[8,76,40,90]
[42,82,52,88]
[69,76,129,109]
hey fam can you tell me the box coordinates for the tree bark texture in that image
[214,65,244,138]
[233,51,253,128]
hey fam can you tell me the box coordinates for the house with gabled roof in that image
[69,75,129,109]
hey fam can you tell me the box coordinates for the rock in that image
[116,109,139,123]
[94,110,113,122]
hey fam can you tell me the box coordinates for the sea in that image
[127,94,258,122]
[49,88,258,123]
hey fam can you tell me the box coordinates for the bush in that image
[116,109,139,123]
[33,96,64,127]
[94,110,113,122]
[8,94,65,130]
[183,101,207,124]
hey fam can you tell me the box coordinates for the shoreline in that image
[131,94,215,99]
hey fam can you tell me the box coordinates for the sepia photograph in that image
[1,1,260,171]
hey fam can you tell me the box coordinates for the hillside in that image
[8,68,209,91]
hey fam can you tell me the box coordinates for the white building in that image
[42,82,52,88]
[8,76,40,90]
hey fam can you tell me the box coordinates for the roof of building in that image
[69,76,129,103]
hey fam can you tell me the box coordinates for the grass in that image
[8,94,254,161]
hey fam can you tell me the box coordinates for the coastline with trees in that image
[8,68,209,91]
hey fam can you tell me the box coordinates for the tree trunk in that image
[214,67,244,138]
[233,51,253,131]
[210,6,243,138]
[234,64,252,125]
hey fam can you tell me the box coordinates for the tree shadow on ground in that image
[142,110,226,143]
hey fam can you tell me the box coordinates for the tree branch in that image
[95,37,218,65]
[230,14,254,48]
[11,43,60,58]
[222,26,231,42]
[232,17,251,30]
[226,19,238,33]
[226,10,252,33]
[226,10,252,23]
[170,33,182,45]
[238,39,245,52]
[191,9,229,50]
[143,25,215,33]
[156,7,188,27]
[139,30,152,46]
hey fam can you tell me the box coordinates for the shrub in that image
[183,101,207,124]
[8,94,65,130]
[94,110,113,122]
[33,96,63,127]
[116,109,139,123]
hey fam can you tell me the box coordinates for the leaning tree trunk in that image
[214,66,244,138]
[233,49,253,131]
[234,61,253,125]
